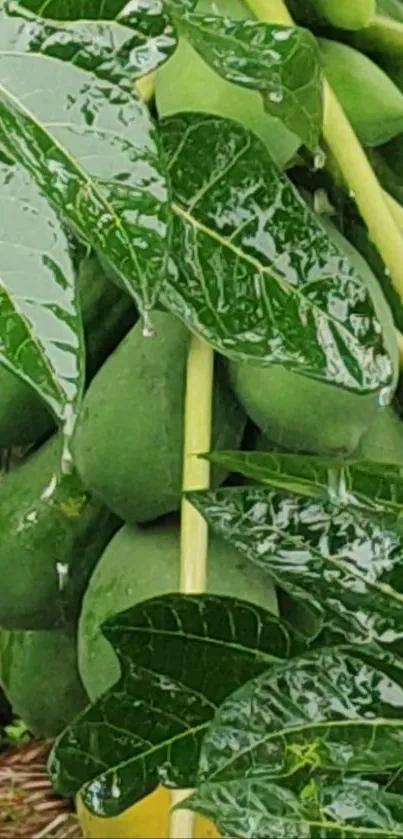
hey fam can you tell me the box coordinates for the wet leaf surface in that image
[2,0,176,86]
[0,161,84,434]
[175,13,323,149]
[49,593,306,816]
[161,114,393,391]
[0,48,170,316]
[189,484,403,658]
[203,449,403,515]
[184,650,403,838]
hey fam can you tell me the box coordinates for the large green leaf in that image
[189,485,403,656]
[183,649,403,837]
[0,161,84,435]
[174,12,323,149]
[0,50,170,316]
[203,450,403,515]
[160,113,393,391]
[49,593,306,816]
[2,0,176,85]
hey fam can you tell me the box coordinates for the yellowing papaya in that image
[0,628,87,737]
[78,520,278,701]
[72,312,246,525]
[0,255,135,450]
[0,434,120,630]
[155,0,300,170]
[77,787,220,839]
[320,38,403,146]
[309,0,375,28]
[228,224,398,456]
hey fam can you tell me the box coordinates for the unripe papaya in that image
[155,0,299,170]
[78,520,278,702]
[354,406,403,462]
[73,312,246,524]
[0,434,120,630]
[0,628,87,737]
[320,38,403,146]
[308,0,375,29]
[229,225,398,457]
[0,255,136,450]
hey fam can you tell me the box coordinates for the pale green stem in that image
[245,0,403,308]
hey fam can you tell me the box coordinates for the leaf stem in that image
[169,335,214,839]
[244,0,403,305]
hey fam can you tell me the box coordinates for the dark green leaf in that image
[161,113,393,391]
[0,162,84,435]
[0,51,170,316]
[189,485,403,656]
[202,450,403,515]
[2,0,176,86]
[175,13,323,149]
[184,650,403,837]
[49,593,306,816]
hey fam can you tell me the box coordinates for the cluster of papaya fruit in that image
[3,0,403,826]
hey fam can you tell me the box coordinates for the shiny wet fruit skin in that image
[78,519,278,702]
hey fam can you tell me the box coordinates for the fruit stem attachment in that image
[245,0,403,306]
[169,335,214,839]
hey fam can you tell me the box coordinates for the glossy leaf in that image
[49,593,306,816]
[203,450,403,515]
[184,650,403,838]
[185,776,403,839]
[189,485,403,657]
[0,51,170,316]
[0,161,84,433]
[14,0,195,15]
[161,113,392,391]
[175,13,323,149]
[2,0,176,86]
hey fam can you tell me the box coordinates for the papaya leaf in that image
[0,161,84,434]
[0,50,170,316]
[2,0,176,86]
[202,450,403,515]
[49,593,306,817]
[183,650,403,838]
[160,113,393,392]
[174,13,323,149]
[185,776,403,839]
[188,485,403,658]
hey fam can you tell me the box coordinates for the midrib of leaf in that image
[0,51,145,301]
[108,623,283,662]
[171,200,376,365]
[84,720,208,787]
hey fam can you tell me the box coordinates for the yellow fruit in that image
[77,787,220,839]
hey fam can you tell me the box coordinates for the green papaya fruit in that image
[78,520,278,701]
[155,0,299,170]
[229,225,398,456]
[0,628,87,737]
[308,0,375,28]
[354,406,403,461]
[0,255,136,450]
[73,312,246,524]
[0,434,120,630]
[320,38,403,146]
